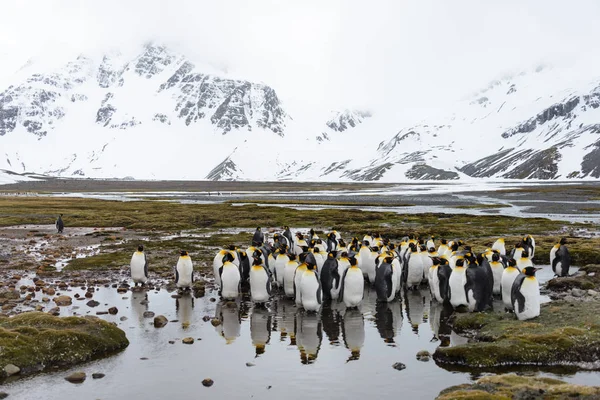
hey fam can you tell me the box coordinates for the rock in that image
[35,305,44,312]
[3,364,20,376]
[143,311,155,318]
[65,372,86,383]
[108,307,118,315]
[96,311,108,315]
[171,294,181,299]
[588,290,599,296]
[202,315,211,322]
[202,378,214,387]
[54,295,72,306]
[572,288,586,297]
[246,362,255,367]
[210,319,221,327]
[48,307,60,316]
[92,373,105,379]
[45,288,55,296]
[86,300,100,307]
[119,316,128,321]
[42,297,50,303]
[168,340,175,344]
[392,362,406,371]
[182,337,194,344]
[84,292,93,298]
[416,350,430,362]
[0,392,8,399]
[154,315,168,328]
[116,287,128,294]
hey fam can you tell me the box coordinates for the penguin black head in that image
[252,257,262,266]
[388,243,396,250]
[431,257,441,266]
[284,225,289,230]
[349,257,358,266]
[310,228,315,235]
[339,239,346,247]
[305,253,317,268]
[515,242,524,249]
[419,245,427,252]
[223,252,234,263]
[301,246,309,253]
[298,253,308,263]
[523,266,540,276]
[418,238,425,245]
[439,258,449,265]
[137,245,144,252]
[492,253,500,262]
[296,232,304,239]
[371,246,380,253]
[560,238,568,245]
[341,251,349,258]
[239,251,247,259]
[384,256,394,264]
[521,250,529,258]
[428,247,436,253]
[328,251,337,259]
[455,259,465,267]
[441,238,447,245]
[288,253,297,261]
[253,249,262,259]
[362,240,370,247]
[409,242,417,251]
[180,250,188,257]
[256,227,261,231]
[508,258,517,267]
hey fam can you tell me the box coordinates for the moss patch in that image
[437,374,600,399]
[0,312,129,378]
[433,300,600,369]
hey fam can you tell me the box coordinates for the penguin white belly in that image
[407,256,424,287]
[130,253,147,284]
[294,266,307,306]
[275,255,288,286]
[213,252,226,286]
[300,271,322,312]
[357,248,371,278]
[501,268,520,309]
[314,253,325,274]
[343,309,364,356]
[515,277,540,320]
[283,262,298,298]
[449,268,468,308]
[220,264,241,299]
[343,269,364,308]
[392,259,402,294]
[176,258,193,288]
[517,258,532,271]
[250,266,270,303]
[491,263,503,295]
[366,252,378,283]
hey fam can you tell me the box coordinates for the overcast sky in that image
[2,0,600,111]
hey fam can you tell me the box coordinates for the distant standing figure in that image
[130,245,148,286]
[56,214,64,233]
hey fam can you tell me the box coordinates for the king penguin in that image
[252,227,265,246]
[339,257,364,308]
[175,250,194,290]
[511,266,541,320]
[357,241,373,281]
[294,253,309,306]
[406,243,424,290]
[130,245,148,287]
[237,249,250,284]
[551,238,571,277]
[320,252,340,302]
[502,258,521,311]
[464,254,493,312]
[374,255,396,303]
[249,255,272,304]
[449,258,468,309]
[283,226,294,250]
[274,246,290,288]
[56,214,64,234]
[490,252,504,295]
[516,249,533,271]
[300,255,322,312]
[219,252,241,300]
[492,238,506,256]
[213,249,230,287]
[436,258,452,303]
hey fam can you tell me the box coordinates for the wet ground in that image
[1,264,593,400]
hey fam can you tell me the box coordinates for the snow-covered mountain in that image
[1,44,600,182]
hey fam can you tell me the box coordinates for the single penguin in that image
[320,252,340,302]
[339,257,364,308]
[175,250,194,290]
[492,238,506,256]
[283,226,294,249]
[213,249,230,287]
[436,258,452,303]
[56,214,64,233]
[429,257,441,301]
[406,243,424,290]
[448,258,468,309]
[438,239,450,259]
[326,232,338,253]
[249,255,272,304]
[366,245,380,284]
[551,238,571,277]
[294,253,309,306]
[523,235,536,259]
[342,308,365,362]
[374,255,396,303]
[300,256,323,312]
[309,228,320,241]
[516,249,533,271]
[130,245,148,286]
[219,252,241,300]
[237,250,250,284]
[501,258,521,311]
[511,266,541,320]
[490,252,504,295]
[294,233,308,256]
[252,227,265,246]
[511,243,525,261]
[426,236,435,251]
[274,246,290,287]
[337,238,348,255]
[283,253,299,298]
[464,254,493,312]
[357,240,372,280]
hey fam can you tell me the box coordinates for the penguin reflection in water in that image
[296,311,323,364]
[250,306,272,356]
[342,308,364,362]
[214,300,242,344]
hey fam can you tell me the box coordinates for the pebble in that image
[168,340,175,344]
[96,311,108,315]
[86,300,100,307]
[182,337,194,344]
[92,373,105,379]
[202,378,214,387]
[143,311,155,318]
[246,362,255,367]
[210,319,221,327]
[588,289,599,296]
[202,315,211,322]
[416,350,430,362]
[48,307,60,316]
[65,372,86,383]
[120,316,128,321]
[154,315,168,328]
[54,295,72,306]
[45,288,55,296]
[0,392,8,399]
[571,288,586,297]
[108,307,118,315]
[392,362,406,371]
[3,364,20,376]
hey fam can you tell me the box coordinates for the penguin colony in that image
[131,227,572,321]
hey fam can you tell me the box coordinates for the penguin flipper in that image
[143,253,148,279]
[560,246,571,276]
[332,266,341,290]
[316,273,322,305]
[385,269,393,299]
[338,268,349,302]
[511,275,526,314]
[175,269,179,284]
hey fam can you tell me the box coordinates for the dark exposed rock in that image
[65,372,86,383]
[92,372,105,379]
[325,109,371,132]
[392,362,406,371]
[153,315,168,328]
[405,164,459,180]
[202,378,214,387]
[205,156,240,181]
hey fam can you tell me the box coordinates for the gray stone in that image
[65,372,86,383]
[202,378,214,387]
[182,337,194,344]
[92,373,105,379]
[571,288,586,297]
[3,364,20,376]
[392,362,406,371]
[154,315,168,328]
[143,311,155,318]
[588,290,599,296]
